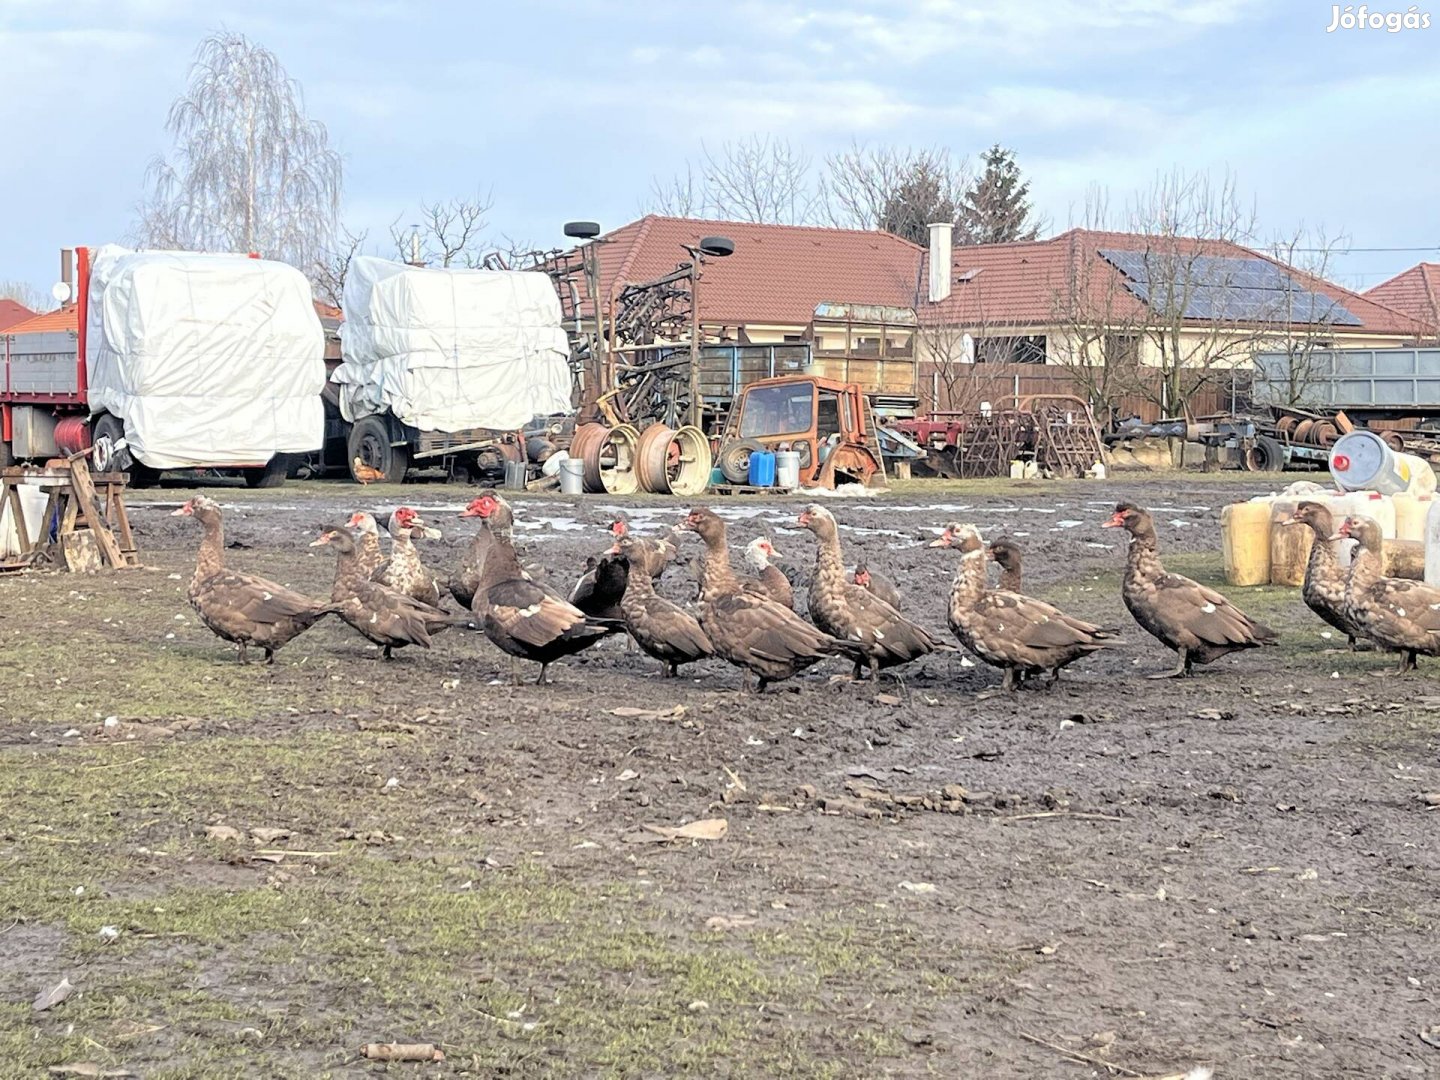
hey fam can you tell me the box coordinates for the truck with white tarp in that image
[1,245,326,488]
[325,256,573,483]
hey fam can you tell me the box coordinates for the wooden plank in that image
[66,459,126,569]
[2,482,31,553]
[106,483,138,564]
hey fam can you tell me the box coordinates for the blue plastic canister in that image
[747,450,776,487]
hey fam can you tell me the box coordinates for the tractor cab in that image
[716,375,885,489]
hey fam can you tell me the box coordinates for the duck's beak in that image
[928,530,953,548]
[1100,512,1126,529]
[606,543,621,555]
[768,546,784,559]
[170,501,192,517]
[797,511,811,527]
[309,533,333,548]
[1279,514,1302,527]
[419,525,442,539]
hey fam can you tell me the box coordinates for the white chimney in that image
[928,221,953,303]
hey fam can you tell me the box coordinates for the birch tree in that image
[138,31,341,273]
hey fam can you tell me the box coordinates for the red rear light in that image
[1333,454,1350,471]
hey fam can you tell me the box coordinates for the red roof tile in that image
[920,228,1421,336]
[569,218,1420,339]
[2,305,77,335]
[1365,263,1440,335]
[0,299,37,332]
[585,215,922,327]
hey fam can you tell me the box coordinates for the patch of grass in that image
[0,730,959,1077]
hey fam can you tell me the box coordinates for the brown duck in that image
[851,559,901,609]
[374,507,444,608]
[610,514,681,579]
[345,511,386,579]
[612,535,713,677]
[172,495,339,664]
[451,495,552,609]
[680,507,867,692]
[743,536,794,609]
[1339,514,1440,673]
[932,522,1115,691]
[799,504,946,680]
[1103,502,1276,677]
[987,539,1023,591]
[464,493,616,684]
[1281,501,1373,649]
[312,526,463,659]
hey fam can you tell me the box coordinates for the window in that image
[817,391,841,439]
[975,335,1047,364]
[739,382,813,438]
[853,335,882,357]
[1103,334,1140,366]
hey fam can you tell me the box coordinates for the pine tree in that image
[877,158,959,246]
[957,145,1039,244]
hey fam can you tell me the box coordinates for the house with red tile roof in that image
[576,217,1419,361]
[0,299,38,332]
[1365,262,1440,339]
[1,305,77,336]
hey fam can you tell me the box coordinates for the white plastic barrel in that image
[1329,491,1396,540]
[1329,430,1436,496]
[1427,497,1440,587]
[558,457,585,495]
[775,450,801,490]
[0,484,49,558]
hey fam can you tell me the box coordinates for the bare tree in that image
[137,31,341,273]
[1047,201,1145,425]
[702,136,819,224]
[644,163,708,218]
[823,143,969,242]
[1118,169,1264,419]
[389,193,493,268]
[1261,224,1350,407]
[312,225,368,308]
[644,136,819,224]
[0,280,54,314]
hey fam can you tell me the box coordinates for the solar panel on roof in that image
[1098,248,1362,326]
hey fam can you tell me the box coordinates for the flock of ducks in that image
[168,492,1440,691]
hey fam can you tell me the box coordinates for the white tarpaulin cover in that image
[85,245,325,469]
[333,256,572,432]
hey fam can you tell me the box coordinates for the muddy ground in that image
[1,473,1437,1078]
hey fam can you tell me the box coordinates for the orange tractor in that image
[712,376,886,490]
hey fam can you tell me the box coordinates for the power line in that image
[1292,246,1440,253]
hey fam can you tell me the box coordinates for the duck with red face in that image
[1102,502,1275,678]
[461,493,617,685]
[742,536,793,609]
[373,506,444,608]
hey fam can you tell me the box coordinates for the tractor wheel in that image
[717,438,765,485]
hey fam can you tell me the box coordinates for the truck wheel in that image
[348,417,409,484]
[1243,434,1285,473]
[92,413,160,487]
[718,438,764,485]
[243,455,288,488]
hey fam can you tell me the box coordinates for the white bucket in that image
[1329,431,1437,496]
[0,484,50,558]
[541,451,568,478]
[775,450,801,489]
[558,457,586,495]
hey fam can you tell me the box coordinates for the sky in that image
[2,0,1438,301]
